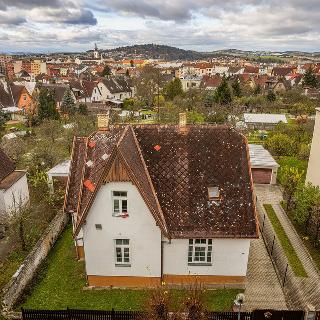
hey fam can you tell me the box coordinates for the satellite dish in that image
[236,293,245,304]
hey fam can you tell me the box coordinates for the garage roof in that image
[249,144,279,168]
[244,113,287,124]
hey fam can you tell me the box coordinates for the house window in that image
[112,191,128,216]
[188,239,212,265]
[208,187,220,200]
[115,239,130,266]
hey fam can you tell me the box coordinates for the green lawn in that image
[263,204,307,277]
[280,202,320,272]
[18,226,242,311]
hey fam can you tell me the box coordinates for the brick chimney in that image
[97,113,109,131]
[179,112,187,133]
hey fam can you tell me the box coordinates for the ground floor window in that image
[115,239,130,266]
[188,239,212,265]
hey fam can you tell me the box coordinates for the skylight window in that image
[208,187,220,200]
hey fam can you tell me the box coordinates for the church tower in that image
[93,43,100,59]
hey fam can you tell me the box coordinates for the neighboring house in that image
[180,76,202,91]
[0,149,29,217]
[249,144,279,185]
[96,77,133,102]
[11,84,35,114]
[244,113,288,130]
[306,108,320,187]
[64,114,258,288]
[200,75,222,90]
[37,84,76,110]
[47,160,71,193]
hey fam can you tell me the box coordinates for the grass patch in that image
[276,156,308,184]
[280,201,320,272]
[18,225,242,311]
[263,204,307,277]
[0,249,28,291]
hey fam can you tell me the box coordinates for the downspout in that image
[160,233,164,283]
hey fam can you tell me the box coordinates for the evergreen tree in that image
[164,78,183,100]
[37,87,60,121]
[214,77,233,105]
[101,65,112,77]
[303,67,318,88]
[61,87,76,115]
[78,103,88,115]
[266,90,276,102]
[254,84,262,95]
[231,80,242,98]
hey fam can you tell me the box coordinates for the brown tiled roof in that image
[0,148,15,181]
[134,125,257,238]
[0,83,13,108]
[66,125,258,239]
[0,170,26,190]
[272,67,294,77]
[243,66,259,74]
[200,75,222,89]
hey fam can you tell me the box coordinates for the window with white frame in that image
[114,239,130,266]
[188,239,212,264]
[112,191,128,216]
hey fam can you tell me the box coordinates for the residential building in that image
[64,114,258,288]
[306,108,320,186]
[0,149,29,217]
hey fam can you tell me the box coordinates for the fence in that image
[2,210,69,311]
[21,309,306,320]
[256,201,320,310]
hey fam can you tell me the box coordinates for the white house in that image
[180,76,202,91]
[0,149,29,218]
[306,108,320,186]
[96,77,133,102]
[64,115,258,288]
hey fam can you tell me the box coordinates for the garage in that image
[251,168,273,184]
[249,144,279,185]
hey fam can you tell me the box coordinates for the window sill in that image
[188,263,212,266]
[115,264,131,267]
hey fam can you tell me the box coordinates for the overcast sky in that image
[0,0,319,53]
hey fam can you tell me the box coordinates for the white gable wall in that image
[83,181,162,278]
[0,173,29,217]
[163,238,251,277]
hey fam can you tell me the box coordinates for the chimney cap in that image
[97,113,109,131]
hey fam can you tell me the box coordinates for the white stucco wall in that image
[163,238,251,277]
[82,181,162,278]
[0,173,29,217]
[306,108,320,187]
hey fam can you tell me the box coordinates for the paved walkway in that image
[254,184,320,309]
[244,237,288,311]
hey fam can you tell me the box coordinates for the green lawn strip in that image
[280,201,320,273]
[263,204,307,277]
[18,225,242,311]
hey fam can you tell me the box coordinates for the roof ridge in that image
[125,126,169,235]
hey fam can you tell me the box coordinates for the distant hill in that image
[101,44,209,61]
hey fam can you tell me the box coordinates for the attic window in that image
[208,187,220,200]
[95,224,102,230]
